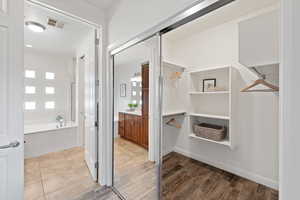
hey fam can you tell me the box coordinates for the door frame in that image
[279,0,300,199]
[24,0,104,184]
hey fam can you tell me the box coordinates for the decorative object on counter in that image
[193,123,226,141]
[166,118,182,129]
[202,78,216,92]
[206,86,227,92]
[128,103,138,111]
[56,115,65,128]
[120,83,126,97]
[128,103,134,111]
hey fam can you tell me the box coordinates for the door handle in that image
[0,141,20,150]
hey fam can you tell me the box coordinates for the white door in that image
[84,30,98,181]
[0,0,24,199]
[78,58,86,147]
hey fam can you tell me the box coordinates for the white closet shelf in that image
[189,66,230,74]
[189,133,231,147]
[189,91,230,95]
[163,111,186,117]
[189,113,230,120]
[163,61,186,70]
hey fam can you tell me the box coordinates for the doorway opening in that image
[23,1,100,199]
[161,0,279,199]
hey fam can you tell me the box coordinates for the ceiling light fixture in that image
[25,21,46,33]
[25,44,33,48]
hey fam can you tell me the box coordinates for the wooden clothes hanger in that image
[166,118,182,129]
[241,67,279,92]
[241,79,279,92]
[169,71,183,80]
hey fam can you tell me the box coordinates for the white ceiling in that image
[24,2,93,56]
[83,0,119,10]
[164,0,279,41]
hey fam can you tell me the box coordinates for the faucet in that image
[56,115,64,128]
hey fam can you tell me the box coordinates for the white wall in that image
[114,61,141,116]
[162,9,279,189]
[113,43,149,118]
[108,0,195,46]
[24,49,75,125]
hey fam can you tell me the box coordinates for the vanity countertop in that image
[120,110,142,116]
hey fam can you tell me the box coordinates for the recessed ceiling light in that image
[25,44,33,48]
[25,21,46,33]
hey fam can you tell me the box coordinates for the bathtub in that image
[24,122,77,135]
[24,122,79,158]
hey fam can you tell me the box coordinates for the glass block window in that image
[45,72,55,80]
[45,101,55,109]
[24,102,36,110]
[45,87,55,94]
[25,86,36,94]
[25,70,36,79]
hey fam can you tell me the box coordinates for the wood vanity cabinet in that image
[124,114,133,141]
[141,63,149,148]
[130,115,141,144]
[120,113,143,146]
[119,113,148,149]
[118,63,149,149]
[140,116,148,148]
[118,113,125,137]
[142,63,149,89]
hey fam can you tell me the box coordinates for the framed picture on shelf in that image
[120,83,126,97]
[203,79,216,92]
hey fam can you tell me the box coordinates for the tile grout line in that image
[38,157,47,199]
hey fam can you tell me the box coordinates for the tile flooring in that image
[74,186,120,200]
[113,138,157,200]
[24,147,98,200]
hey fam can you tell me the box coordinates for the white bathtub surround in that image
[23,49,81,158]
[24,125,78,158]
[24,122,78,135]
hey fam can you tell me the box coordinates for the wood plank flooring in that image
[162,152,279,200]
[26,141,278,200]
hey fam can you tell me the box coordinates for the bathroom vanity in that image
[118,112,148,149]
[118,63,149,149]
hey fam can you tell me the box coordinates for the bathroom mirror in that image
[112,36,161,200]
[130,72,142,110]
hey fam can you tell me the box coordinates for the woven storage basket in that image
[193,123,226,141]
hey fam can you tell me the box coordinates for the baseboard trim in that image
[163,148,174,157]
[173,146,278,190]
